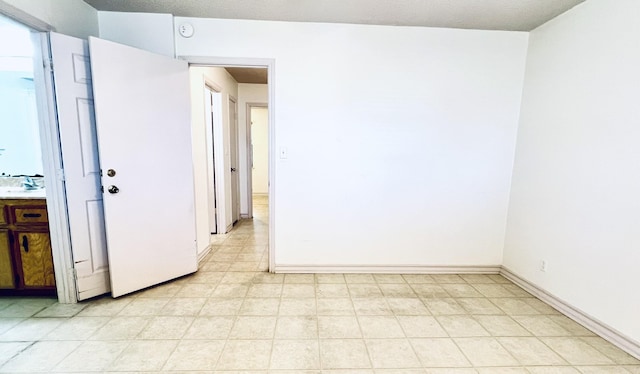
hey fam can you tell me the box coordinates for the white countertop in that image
[0,187,46,199]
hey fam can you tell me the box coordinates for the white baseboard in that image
[501,267,640,360]
[274,264,501,274]
[197,245,213,265]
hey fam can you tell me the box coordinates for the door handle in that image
[22,235,29,253]
[231,168,237,172]
[108,185,120,194]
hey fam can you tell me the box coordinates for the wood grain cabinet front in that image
[0,229,15,289]
[11,206,49,225]
[14,230,55,288]
[0,199,55,295]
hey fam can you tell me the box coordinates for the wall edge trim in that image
[500,266,640,360]
[197,244,213,265]
[273,264,502,274]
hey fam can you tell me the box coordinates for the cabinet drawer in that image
[11,206,48,225]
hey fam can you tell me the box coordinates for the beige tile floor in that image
[0,194,639,372]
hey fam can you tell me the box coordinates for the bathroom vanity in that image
[0,188,55,295]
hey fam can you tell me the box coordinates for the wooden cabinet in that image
[0,199,55,295]
[0,229,15,288]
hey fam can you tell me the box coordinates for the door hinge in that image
[44,58,53,70]
[56,168,65,181]
[100,186,104,193]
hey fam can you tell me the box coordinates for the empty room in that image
[0,0,638,372]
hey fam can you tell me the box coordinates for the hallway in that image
[0,195,638,372]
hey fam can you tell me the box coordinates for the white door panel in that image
[49,32,110,300]
[229,98,240,224]
[205,88,217,234]
[88,37,197,297]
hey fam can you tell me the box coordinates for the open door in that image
[204,87,217,234]
[88,37,197,297]
[229,98,240,225]
[49,32,110,300]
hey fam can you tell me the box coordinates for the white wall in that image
[176,18,529,267]
[190,66,238,254]
[251,107,269,195]
[98,11,174,57]
[504,0,640,344]
[0,0,98,38]
[237,83,268,216]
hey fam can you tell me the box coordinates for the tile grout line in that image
[315,274,322,372]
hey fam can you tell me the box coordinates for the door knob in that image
[107,169,116,177]
[108,185,119,194]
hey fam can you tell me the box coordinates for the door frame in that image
[33,33,78,303]
[0,6,78,303]
[183,56,275,272]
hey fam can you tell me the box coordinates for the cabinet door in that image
[15,231,55,288]
[0,229,15,289]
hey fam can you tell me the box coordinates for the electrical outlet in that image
[540,260,547,272]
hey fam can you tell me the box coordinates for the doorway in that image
[187,61,273,271]
[0,15,66,298]
[249,105,269,220]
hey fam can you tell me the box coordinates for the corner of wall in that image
[500,29,531,269]
[502,0,640,348]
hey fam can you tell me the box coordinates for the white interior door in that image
[205,88,217,234]
[88,37,197,297]
[229,98,240,224]
[49,32,110,300]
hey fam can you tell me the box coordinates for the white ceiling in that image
[83,0,585,32]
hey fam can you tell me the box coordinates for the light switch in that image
[279,147,288,159]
